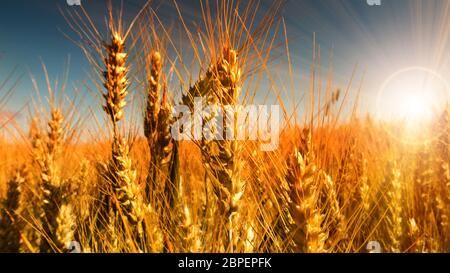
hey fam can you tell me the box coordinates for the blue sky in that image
[1,0,449,129]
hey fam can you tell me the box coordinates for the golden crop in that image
[0,0,448,253]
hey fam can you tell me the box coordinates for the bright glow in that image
[376,67,449,126]
[399,95,433,124]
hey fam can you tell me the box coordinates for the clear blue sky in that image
[1,0,449,129]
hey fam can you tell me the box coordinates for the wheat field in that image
[0,0,449,253]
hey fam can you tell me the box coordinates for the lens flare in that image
[376,67,449,144]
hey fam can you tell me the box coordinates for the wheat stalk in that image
[194,47,243,251]
[32,108,76,252]
[144,51,179,209]
[38,109,65,252]
[98,29,147,251]
[143,51,161,201]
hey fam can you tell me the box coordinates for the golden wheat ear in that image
[62,2,154,251]
[99,25,149,251]
[143,50,162,201]
[142,49,180,251]
[26,105,75,252]
[102,32,129,130]
[183,46,244,251]
[286,147,326,253]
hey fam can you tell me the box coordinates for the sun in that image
[376,67,449,126]
[399,94,433,125]
[375,66,449,144]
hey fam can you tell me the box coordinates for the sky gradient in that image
[0,0,449,130]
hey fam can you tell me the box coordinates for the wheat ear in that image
[38,109,65,252]
[286,147,327,253]
[103,32,129,132]
[201,47,243,251]
[0,168,25,252]
[100,30,145,250]
[144,51,179,208]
